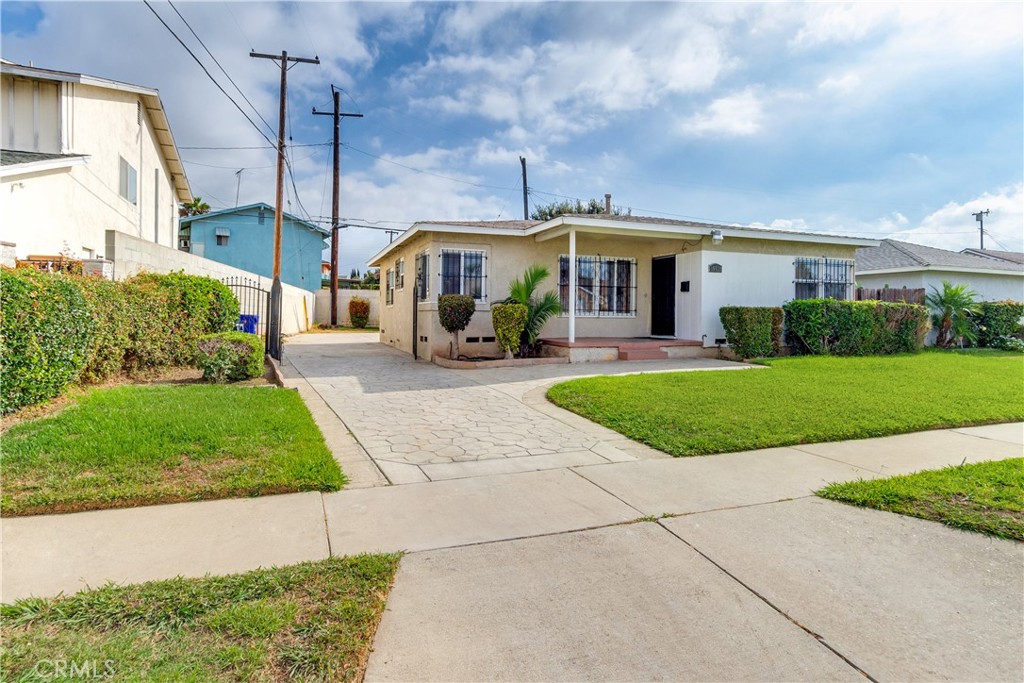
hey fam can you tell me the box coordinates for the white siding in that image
[698,251,800,345]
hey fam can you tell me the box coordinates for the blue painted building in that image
[178,203,328,291]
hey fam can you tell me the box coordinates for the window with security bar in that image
[440,249,486,300]
[416,252,429,301]
[793,257,854,300]
[385,268,394,305]
[395,258,405,289]
[558,255,637,316]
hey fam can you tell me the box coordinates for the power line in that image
[142,0,276,149]
[165,0,275,137]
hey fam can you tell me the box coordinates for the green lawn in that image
[818,458,1024,540]
[0,554,400,681]
[546,352,1024,457]
[1,385,345,516]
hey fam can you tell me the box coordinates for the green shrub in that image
[783,299,929,356]
[438,294,475,359]
[349,297,370,328]
[76,276,132,383]
[0,268,95,414]
[972,301,1024,347]
[719,306,783,359]
[120,277,177,373]
[491,303,528,358]
[990,335,1024,352]
[195,332,265,382]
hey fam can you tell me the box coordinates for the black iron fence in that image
[222,276,271,352]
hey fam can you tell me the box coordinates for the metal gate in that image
[222,276,271,352]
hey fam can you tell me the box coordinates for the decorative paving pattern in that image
[283,333,746,482]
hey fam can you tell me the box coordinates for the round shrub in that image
[0,268,94,414]
[492,303,528,358]
[349,296,370,328]
[438,294,475,334]
[195,331,265,382]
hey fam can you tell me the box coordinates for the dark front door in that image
[651,256,675,336]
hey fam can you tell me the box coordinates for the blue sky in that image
[3,1,1022,273]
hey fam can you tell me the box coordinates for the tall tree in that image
[530,198,630,221]
[179,197,211,217]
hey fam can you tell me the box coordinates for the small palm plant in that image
[926,281,980,348]
[508,265,561,356]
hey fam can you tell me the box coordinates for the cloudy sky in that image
[3,1,1022,273]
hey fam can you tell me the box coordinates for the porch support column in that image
[568,227,576,344]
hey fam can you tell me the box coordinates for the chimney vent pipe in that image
[604,193,612,214]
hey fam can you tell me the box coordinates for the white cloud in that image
[887,185,1024,252]
[678,89,763,138]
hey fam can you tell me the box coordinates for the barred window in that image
[440,249,486,300]
[395,258,405,290]
[558,255,636,316]
[385,268,395,305]
[416,252,429,301]
[793,257,854,300]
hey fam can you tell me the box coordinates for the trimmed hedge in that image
[0,269,95,414]
[195,332,265,382]
[719,306,783,359]
[972,301,1024,347]
[492,303,528,357]
[783,299,929,356]
[0,268,241,414]
[438,294,475,334]
[349,296,370,328]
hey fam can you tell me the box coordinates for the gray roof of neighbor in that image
[960,248,1024,265]
[857,239,1024,272]
[1,149,86,166]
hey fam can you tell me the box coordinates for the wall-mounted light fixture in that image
[710,229,724,245]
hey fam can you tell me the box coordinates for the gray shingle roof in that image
[415,219,542,230]
[961,248,1024,265]
[1,149,86,166]
[857,239,1024,273]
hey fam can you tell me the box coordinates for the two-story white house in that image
[0,59,191,264]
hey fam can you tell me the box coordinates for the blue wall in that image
[180,203,326,291]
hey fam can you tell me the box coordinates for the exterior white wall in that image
[313,288,381,327]
[106,231,314,335]
[675,251,702,341]
[0,80,179,260]
[857,271,1023,303]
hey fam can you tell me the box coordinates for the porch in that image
[540,337,705,362]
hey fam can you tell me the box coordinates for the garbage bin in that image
[238,314,259,334]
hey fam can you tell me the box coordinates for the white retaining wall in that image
[104,230,314,335]
[313,288,380,327]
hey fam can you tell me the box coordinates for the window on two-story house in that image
[558,255,636,316]
[793,257,854,300]
[439,249,485,300]
[118,156,137,204]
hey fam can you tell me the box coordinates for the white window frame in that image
[395,257,405,290]
[558,254,637,317]
[385,268,395,306]
[439,248,487,302]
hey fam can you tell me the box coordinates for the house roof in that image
[179,202,329,235]
[960,248,1024,265]
[1,60,191,202]
[368,213,879,266]
[857,239,1024,275]
[0,149,90,179]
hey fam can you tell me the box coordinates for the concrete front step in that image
[619,348,669,361]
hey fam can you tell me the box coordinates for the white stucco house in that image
[369,213,880,361]
[856,240,1024,303]
[0,59,191,266]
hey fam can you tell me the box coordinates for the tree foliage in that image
[438,294,475,359]
[530,198,631,221]
[179,197,211,217]
[506,264,561,354]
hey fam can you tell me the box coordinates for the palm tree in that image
[926,281,980,348]
[508,264,561,355]
[179,197,211,217]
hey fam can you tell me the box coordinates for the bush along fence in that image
[0,268,239,414]
[783,299,930,356]
[719,307,783,359]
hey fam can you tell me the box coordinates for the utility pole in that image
[973,209,990,250]
[520,156,529,220]
[314,86,363,326]
[250,49,319,359]
[234,168,243,207]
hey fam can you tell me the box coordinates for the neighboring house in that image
[856,240,1024,303]
[0,59,190,263]
[178,203,328,291]
[368,214,879,361]
[960,248,1024,266]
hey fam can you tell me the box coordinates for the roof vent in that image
[604,193,612,214]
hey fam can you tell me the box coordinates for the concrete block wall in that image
[105,230,314,335]
[313,288,381,327]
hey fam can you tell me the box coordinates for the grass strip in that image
[818,458,1024,540]
[0,554,401,681]
[1,384,345,516]
[546,352,1024,457]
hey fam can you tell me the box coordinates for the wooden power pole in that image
[314,86,362,326]
[250,49,319,359]
[520,156,529,220]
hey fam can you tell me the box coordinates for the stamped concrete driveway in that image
[281,332,751,484]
